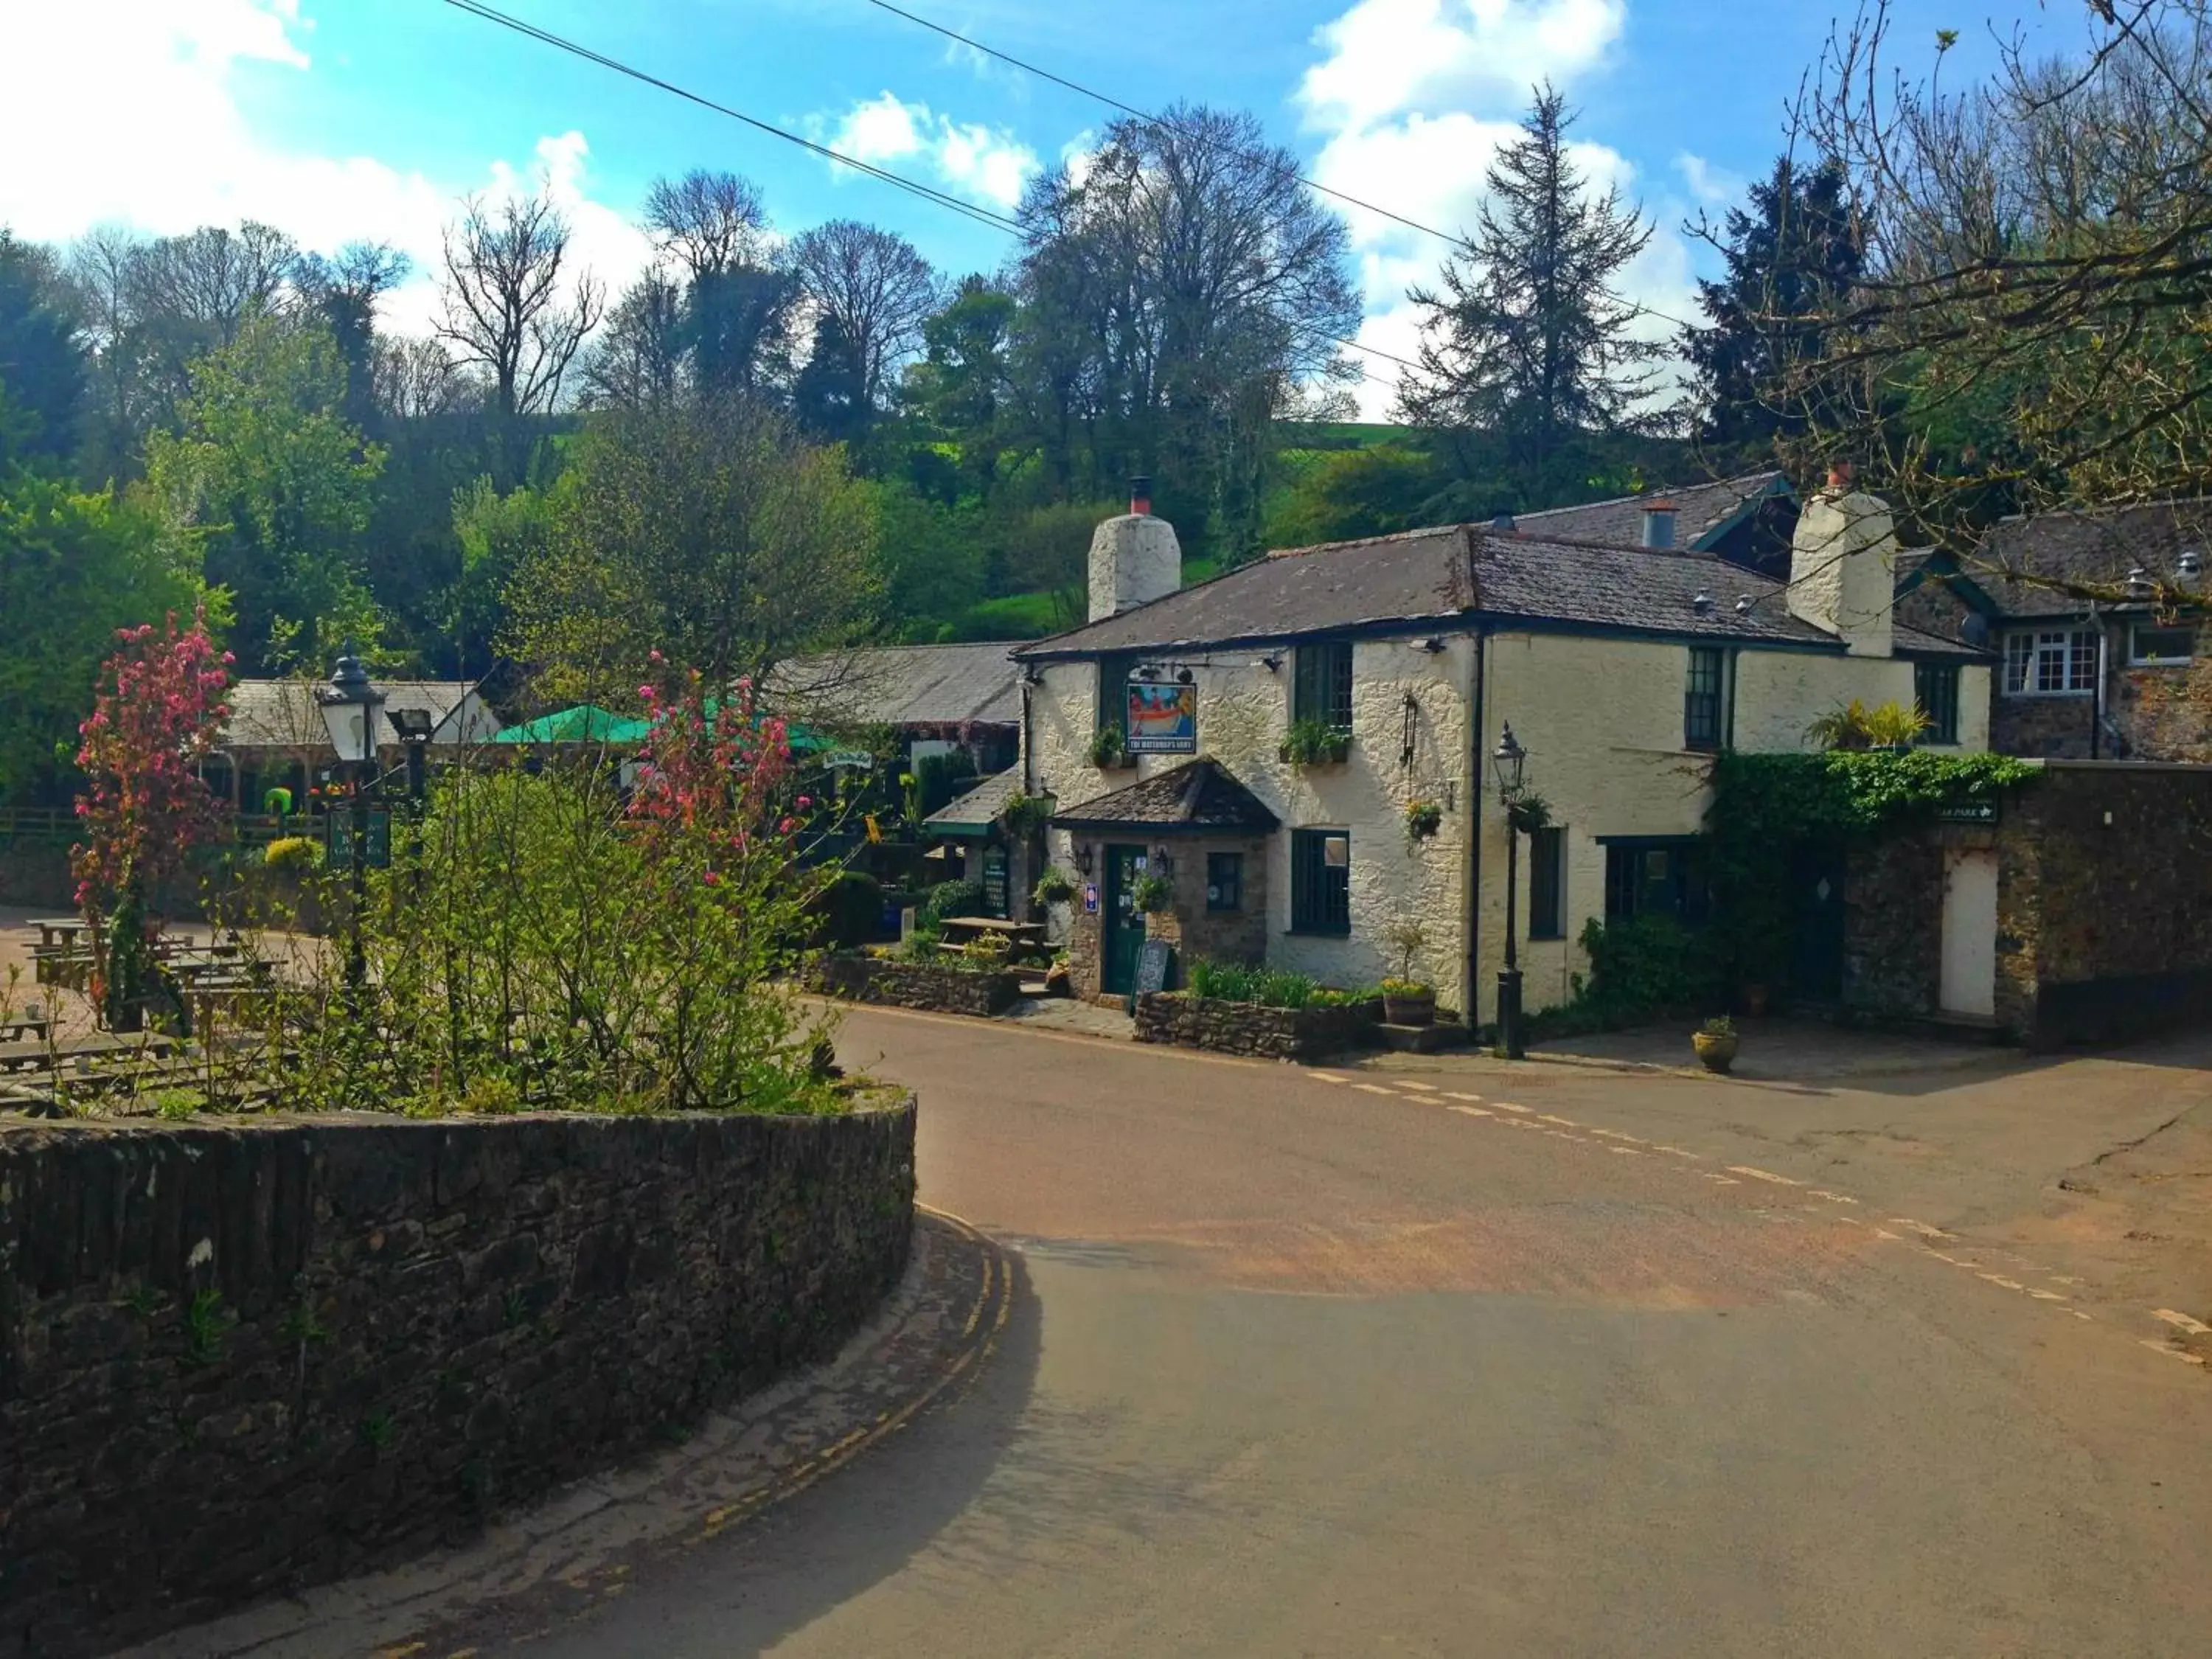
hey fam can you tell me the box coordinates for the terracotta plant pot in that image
[1691,1031,1739,1074]
[1383,988,1436,1026]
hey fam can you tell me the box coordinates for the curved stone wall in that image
[0,1101,916,1656]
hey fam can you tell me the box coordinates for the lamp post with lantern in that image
[1492,723,1529,1060]
[316,642,383,992]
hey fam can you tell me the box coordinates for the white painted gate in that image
[1939,849,2000,1018]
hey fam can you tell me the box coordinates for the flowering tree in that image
[71,612,234,1026]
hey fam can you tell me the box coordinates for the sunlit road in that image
[499,1007,2212,1657]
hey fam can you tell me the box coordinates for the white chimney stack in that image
[1088,476,1181,622]
[1787,464,1896,658]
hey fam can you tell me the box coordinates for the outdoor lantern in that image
[1074,844,1095,876]
[1492,723,1527,799]
[2127,566,2154,601]
[316,641,386,767]
[387,705,436,799]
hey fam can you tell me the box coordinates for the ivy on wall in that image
[1705,750,2037,990]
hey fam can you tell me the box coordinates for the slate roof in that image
[1966,500,2212,617]
[771,642,1026,730]
[921,768,1026,835]
[1051,758,1281,833]
[1509,470,1788,550]
[220,680,487,750]
[1017,526,1983,659]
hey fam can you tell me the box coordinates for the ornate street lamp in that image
[1493,723,1529,1061]
[316,641,383,992]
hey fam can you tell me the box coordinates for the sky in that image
[0,0,2111,417]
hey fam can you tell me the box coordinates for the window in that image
[1914,661,1961,745]
[1293,640,1354,730]
[1290,829,1351,934]
[1206,852,1243,913]
[1602,838,1709,925]
[2003,628,2097,695]
[1096,653,1139,734]
[2130,624,2197,667]
[1528,827,1565,939]
[1683,647,1725,751]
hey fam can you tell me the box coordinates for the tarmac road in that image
[497,1006,2212,1658]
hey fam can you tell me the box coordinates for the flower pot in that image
[1739,983,1770,1018]
[1383,988,1436,1026]
[1691,1031,1739,1074]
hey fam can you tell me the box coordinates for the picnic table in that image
[0,1031,182,1074]
[28,917,88,950]
[937,915,1046,950]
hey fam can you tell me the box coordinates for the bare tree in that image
[128,221,299,347]
[790,220,939,418]
[582,267,688,411]
[643,169,773,281]
[372,335,483,420]
[436,187,604,422]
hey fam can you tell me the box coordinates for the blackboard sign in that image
[327,811,392,869]
[1134,939,1174,998]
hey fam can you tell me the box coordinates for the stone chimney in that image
[1787,463,1896,657]
[1088,476,1181,622]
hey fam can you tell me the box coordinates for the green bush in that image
[922,877,985,922]
[264,835,323,874]
[1527,914,1724,1038]
[1186,959,1352,1009]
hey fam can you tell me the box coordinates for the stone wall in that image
[1998,762,2212,1045]
[1991,690,2099,760]
[814,953,1023,1016]
[1061,835,1270,1001]
[0,1103,916,1657]
[1842,832,1945,1018]
[1135,991,1379,1061]
[0,841,75,911]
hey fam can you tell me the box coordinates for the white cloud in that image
[1675,152,1744,209]
[1296,0,1627,133]
[0,0,650,341]
[823,92,1040,212]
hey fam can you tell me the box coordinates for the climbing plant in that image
[1705,749,2035,990]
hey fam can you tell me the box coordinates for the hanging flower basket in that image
[1404,799,1443,840]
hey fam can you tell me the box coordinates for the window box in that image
[1279,718,1352,767]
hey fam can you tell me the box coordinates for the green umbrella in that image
[488,705,652,745]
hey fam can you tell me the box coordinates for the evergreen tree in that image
[1683,155,1864,451]
[1398,86,1661,501]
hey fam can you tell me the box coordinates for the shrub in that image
[1186,959,1343,1009]
[962,933,1012,965]
[1130,872,1172,913]
[1032,867,1078,907]
[1088,724,1128,768]
[264,835,324,874]
[1528,914,1724,1038]
[922,877,985,922]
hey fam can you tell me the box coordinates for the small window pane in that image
[1915,662,1960,744]
[1684,647,1724,750]
[1294,641,1354,729]
[1206,852,1242,912]
[2131,625,2196,665]
[2067,630,2098,690]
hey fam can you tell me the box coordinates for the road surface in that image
[493,1007,2212,1657]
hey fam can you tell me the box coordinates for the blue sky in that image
[0,0,2104,414]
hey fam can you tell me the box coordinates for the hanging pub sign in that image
[1127,680,1198,754]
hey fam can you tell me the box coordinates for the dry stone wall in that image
[0,1103,916,1658]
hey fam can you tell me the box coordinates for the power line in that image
[858,0,1708,337]
[439,0,1425,383]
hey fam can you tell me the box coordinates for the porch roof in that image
[922,768,1026,838]
[1051,758,1280,835]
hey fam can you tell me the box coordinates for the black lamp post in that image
[316,641,384,993]
[1493,723,1528,1060]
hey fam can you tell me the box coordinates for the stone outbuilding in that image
[1048,759,1278,1000]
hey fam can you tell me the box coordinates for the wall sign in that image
[1127,681,1197,754]
[1935,799,2000,824]
[1082,883,1100,914]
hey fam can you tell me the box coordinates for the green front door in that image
[1102,844,1149,996]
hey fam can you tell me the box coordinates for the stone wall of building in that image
[1991,689,2099,759]
[0,1104,917,1657]
[1134,991,1379,1060]
[814,954,1023,1016]
[1842,832,1946,1018]
[1997,762,2212,1045]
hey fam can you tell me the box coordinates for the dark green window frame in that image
[1289,829,1351,935]
[1914,661,1961,745]
[1683,647,1725,751]
[1096,653,1139,737]
[1293,640,1354,731]
[1206,852,1243,913]
[1528,826,1565,940]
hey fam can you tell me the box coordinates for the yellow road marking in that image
[1888,1217,1953,1240]
[2155,1308,2212,1336]
[1809,1189,1860,1206]
[1397,1080,1439,1092]
[2028,1289,2070,1302]
[1652,1145,1700,1159]
[1537,1113,1579,1127]
[1448,1104,1492,1118]
[1726,1166,1804,1187]
[2140,1338,2209,1368]
[1490,1102,1531,1114]
[1703,1173,1740,1186]
[1352,1083,1399,1097]
[1979,1273,2028,1292]
[1309,1071,1352,1082]
[1443,1091,1484,1103]
[1607,1146,1641,1155]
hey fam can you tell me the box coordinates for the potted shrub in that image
[1691,1014,1739,1074]
[1506,791,1552,835]
[1088,725,1134,769]
[1381,918,1436,1025]
[1279,717,1352,767]
[1404,799,1443,841]
[1032,866,1078,908]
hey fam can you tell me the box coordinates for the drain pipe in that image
[1466,628,1488,1029]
